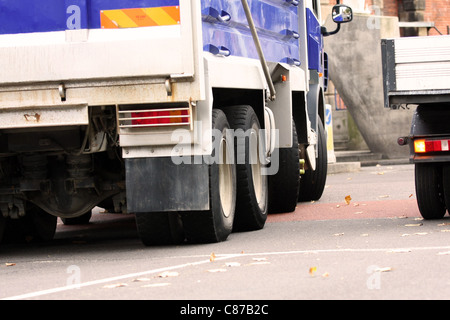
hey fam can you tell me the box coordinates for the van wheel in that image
[181,109,236,243]
[416,163,446,219]
[443,165,450,216]
[223,105,268,231]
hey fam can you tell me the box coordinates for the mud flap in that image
[125,157,210,213]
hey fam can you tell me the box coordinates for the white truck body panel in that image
[382,35,450,109]
[394,36,450,91]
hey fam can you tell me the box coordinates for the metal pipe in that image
[240,0,276,101]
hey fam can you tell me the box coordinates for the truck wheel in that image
[4,206,57,243]
[298,119,328,201]
[136,212,185,246]
[268,118,300,213]
[61,210,92,225]
[223,105,268,231]
[31,207,57,242]
[181,109,236,243]
[415,163,446,219]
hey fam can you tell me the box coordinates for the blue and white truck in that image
[0,0,352,245]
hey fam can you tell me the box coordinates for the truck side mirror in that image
[322,4,353,37]
[332,4,353,23]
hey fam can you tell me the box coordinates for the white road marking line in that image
[4,245,450,300]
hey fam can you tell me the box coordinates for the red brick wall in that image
[382,0,450,35]
[382,0,398,16]
[424,0,450,35]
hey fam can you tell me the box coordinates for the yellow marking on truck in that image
[101,6,180,29]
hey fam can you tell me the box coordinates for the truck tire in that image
[268,118,300,213]
[298,119,328,201]
[3,206,57,243]
[223,105,268,231]
[31,207,58,242]
[181,109,236,243]
[415,163,446,219]
[136,212,185,246]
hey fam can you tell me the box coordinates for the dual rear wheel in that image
[136,105,268,245]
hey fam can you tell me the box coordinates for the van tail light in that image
[414,138,450,154]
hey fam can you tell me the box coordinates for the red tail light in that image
[130,109,190,126]
[414,138,450,153]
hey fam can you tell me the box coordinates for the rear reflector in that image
[414,138,450,153]
[118,105,192,129]
[131,109,190,126]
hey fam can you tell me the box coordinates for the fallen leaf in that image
[158,271,179,278]
[345,195,352,205]
[409,194,414,198]
[440,229,450,232]
[210,252,216,262]
[103,283,128,289]
[333,233,344,236]
[414,232,428,236]
[322,272,330,278]
[309,267,317,276]
[5,263,16,267]
[375,267,392,272]
[405,223,423,227]
[437,251,450,255]
[379,195,390,198]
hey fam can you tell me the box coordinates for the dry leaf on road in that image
[345,195,352,205]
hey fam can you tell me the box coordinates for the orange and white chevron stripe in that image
[100,6,180,29]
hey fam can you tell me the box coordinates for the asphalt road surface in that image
[2,163,450,304]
